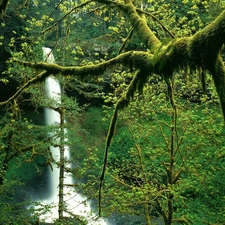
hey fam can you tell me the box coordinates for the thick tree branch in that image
[96,0,161,52]
[10,10,225,119]
[136,8,175,38]
[11,8,225,119]
[153,10,225,119]
[12,51,153,79]
[5,51,152,109]
[121,0,161,52]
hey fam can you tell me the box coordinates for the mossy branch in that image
[98,107,118,216]
[153,10,225,119]
[207,56,225,120]
[96,0,161,52]
[118,5,174,54]
[123,1,161,52]
[119,28,134,54]
[136,8,175,38]
[5,51,153,108]
[98,67,153,216]
[0,71,50,106]
[12,51,152,79]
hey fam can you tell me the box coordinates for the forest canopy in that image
[0,0,225,225]
[3,0,225,118]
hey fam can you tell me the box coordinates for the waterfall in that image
[41,47,111,224]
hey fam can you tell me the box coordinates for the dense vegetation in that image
[0,0,225,224]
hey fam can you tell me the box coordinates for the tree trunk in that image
[58,108,65,220]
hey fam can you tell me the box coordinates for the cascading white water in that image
[41,47,111,224]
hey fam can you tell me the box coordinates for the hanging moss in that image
[13,51,154,81]
[186,10,225,120]
[199,68,206,93]
[117,70,147,110]
[208,56,225,120]
[188,10,225,68]
[173,38,190,67]
[154,36,197,76]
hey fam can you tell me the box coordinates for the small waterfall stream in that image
[41,47,110,224]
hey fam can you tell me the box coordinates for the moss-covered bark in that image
[12,51,153,82]
[30,1,225,121]
[122,1,161,52]
[10,8,225,118]
[11,4,225,121]
[155,10,225,119]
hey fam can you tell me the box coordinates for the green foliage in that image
[1,0,225,224]
[82,107,109,136]
[68,107,110,183]
[91,69,225,224]
[0,201,38,225]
